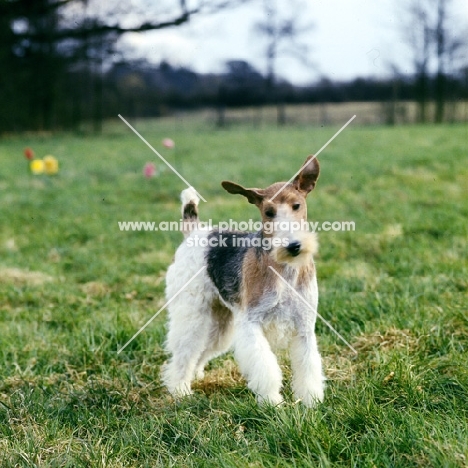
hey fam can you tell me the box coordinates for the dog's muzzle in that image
[286,241,301,257]
[270,230,318,266]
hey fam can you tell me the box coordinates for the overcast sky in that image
[122,0,467,84]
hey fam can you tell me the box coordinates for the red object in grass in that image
[24,147,34,160]
[162,138,175,149]
[143,162,157,178]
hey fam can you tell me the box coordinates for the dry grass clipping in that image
[193,360,245,394]
[351,327,419,353]
[0,267,53,285]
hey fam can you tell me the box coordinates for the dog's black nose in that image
[286,241,301,257]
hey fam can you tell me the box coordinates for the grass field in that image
[0,117,467,467]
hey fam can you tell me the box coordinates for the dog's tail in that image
[181,187,200,237]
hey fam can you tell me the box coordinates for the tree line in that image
[0,0,466,133]
[105,59,468,119]
[0,0,247,132]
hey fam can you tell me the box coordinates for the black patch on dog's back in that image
[206,231,260,304]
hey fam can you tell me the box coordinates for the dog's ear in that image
[292,155,320,195]
[221,181,264,206]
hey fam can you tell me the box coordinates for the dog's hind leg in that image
[162,290,213,397]
[194,299,234,379]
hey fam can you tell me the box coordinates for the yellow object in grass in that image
[44,155,59,175]
[30,159,44,175]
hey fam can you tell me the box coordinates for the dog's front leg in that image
[290,331,325,407]
[234,319,283,405]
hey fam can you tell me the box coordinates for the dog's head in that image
[221,155,320,265]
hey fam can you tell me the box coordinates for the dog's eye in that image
[265,209,276,218]
[292,203,301,211]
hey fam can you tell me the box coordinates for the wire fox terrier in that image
[162,155,325,406]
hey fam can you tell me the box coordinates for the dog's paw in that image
[172,383,193,398]
[194,368,205,380]
[294,385,324,408]
[256,392,284,407]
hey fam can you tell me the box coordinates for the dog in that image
[162,155,325,406]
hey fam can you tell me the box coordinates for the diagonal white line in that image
[269,115,356,202]
[117,266,207,354]
[118,114,207,202]
[269,266,358,354]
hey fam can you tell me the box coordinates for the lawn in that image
[0,116,467,467]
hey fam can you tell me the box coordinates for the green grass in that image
[0,117,467,467]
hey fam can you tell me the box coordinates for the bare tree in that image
[401,0,432,123]
[0,0,251,132]
[254,0,314,125]
[399,0,466,123]
[432,0,466,122]
[7,0,250,42]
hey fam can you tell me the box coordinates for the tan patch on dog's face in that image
[258,183,308,236]
[221,155,320,231]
